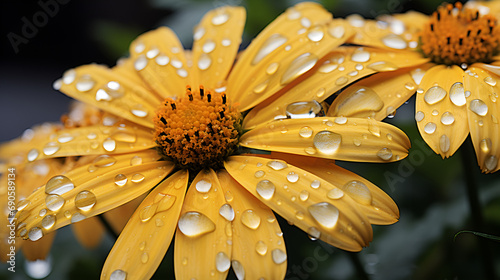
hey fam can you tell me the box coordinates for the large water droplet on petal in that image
[219,204,235,221]
[215,252,230,272]
[271,249,287,264]
[469,99,488,116]
[484,155,498,171]
[241,209,261,230]
[45,175,74,195]
[195,179,212,193]
[178,211,216,237]
[42,142,60,156]
[308,202,339,228]
[28,227,43,241]
[93,155,117,168]
[440,112,455,125]
[41,215,56,230]
[439,134,451,153]
[343,181,372,205]
[75,190,97,211]
[255,240,268,256]
[252,34,287,65]
[381,34,407,49]
[25,257,52,279]
[376,148,393,161]
[424,86,447,105]
[266,160,288,170]
[232,260,245,280]
[449,82,466,106]
[110,269,127,280]
[333,86,384,117]
[281,53,318,85]
[313,131,342,155]
[256,180,276,200]
[45,194,65,211]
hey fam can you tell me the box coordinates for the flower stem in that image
[98,214,119,240]
[347,252,370,280]
[461,138,496,279]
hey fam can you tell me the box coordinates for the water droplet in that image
[313,131,342,155]
[41,215,56,230]
[286,100,322,119]
[307,180,320,190]
[197,53,212,70]
[333,86,384,116]
[111,130,137,143]
[327,188,344,199]
[343,181,372,205]
[266,160,288,170]
[17,200,30,211]
[480,138,492,153]
[329,25,345,38]
[272,249,287,264]
[256,180,275,200]
[308,202,339,228]
[424,86,447,105]
[299,190,309,201]
[155,54,169,66]
[415,111,425,122]
[381,34,407,49]
[102,138,116,152]
[449,82,466,106]
[62,69,76,84]
[440,112,455,125]
[28,227,43,241]
[212,10,229,25]
[439,134,450,153]
[219,204,235,221]
[286,172,299,183]
[75,190,96,211]
[110,269,127,280]
[39,208,47,217]
[75,75,95,92]
[134,55,148,71]
[215,252,230,272]
[93,155,117,168]
[131,174,145,183]
[254,170,265,178]
[484,155,498,171]
[367,61,399,71]
[335,76,349,85]
[308,227,321,240]
[281,53,318,85]
[178,211,216,237]
[27,149,39,162]
[46,175,74,195]
[195,179,212,193]
[469,99,488,116]
[424,122,437,134]
[484,76,497,86]
[232,260,245,280]
[376,148,393,161]
[241,209,261,230]
[255,240,268,256]
[351,48,371,62]
[57,133,74,144]
[252,34,287,65]
[45,194,65,211]
[307,27,324,42]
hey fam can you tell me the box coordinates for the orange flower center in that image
[420,2,500,65]
[153,86,241,171]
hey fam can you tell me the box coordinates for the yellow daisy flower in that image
[324,2,500,173]
[7,3,412,279]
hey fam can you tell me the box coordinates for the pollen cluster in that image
[420,2,500,65]
[153,86,241,171]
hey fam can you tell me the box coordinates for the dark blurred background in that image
[1,0,500,279]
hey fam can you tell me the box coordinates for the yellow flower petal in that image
[174,169,231,279]
[464,65,500,173]
[0,123,61,160]
[225,155,373,252]
[217,170,287,279]
[129,27,190,99]
[21,232,56,261]
[415,65,469,158]
[243,46,428,129]
[71,217,104,249]
[9,120,155,164]
[240,117,410,163]
[269,152,399,225]
[328,67,419,120]
[191,6,246,89]
[57,63,162,129]
[103,194,146,234]
[227,3,351,111]
[15,150,174,241]
[101,170,189,280]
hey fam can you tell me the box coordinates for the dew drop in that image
[41,215,56,230]
[469,99,488,116]
[266,160,288,170]
[307,27,324,42]
[256,180,276,200]
[376,148,393,161]
[134,55,148,71]
[75,190,96,211]
[215,252,230,272]
[484,76,497,86]
[27,149,39,162]
[351,48,371,62]
[272,249,287,264]
[415,111,425,122]
[286,172,299,183]
[219,204,235,221]
[195,179,212,193]
[130,104,148,118]
[71,212,86,223]
[439,134,451,153]
[75,75,96,92]
[308,227,321,240]
[39,208,47,217]
[381,34,407,49]
[178,211,216,237]
[255,240,268,256]
[212,11,229,25]
[313,131,342,155]
[57,133,74,144]
[93,155,117,168]
[241,209,261,230]
[441,112,455,125]
[343,181,372,205]
[45,194,65,211]
[281,53,318,85]
[308,202,339,228]
[155,54,170,66]
[332,86,384,116]
[329,25,345,38]
[232,260,245,280]
[103,138,116,152]
[198,53,212,70]
[484,155,498,171]
[114,174,128,187]
[252,34,287,65]
[286,100,322,119]
[424,122,437,134]
[254,170,265,178]
[366,61,399,71]
[62,69,76,84]
[299,190,309,201]
[28,227,43,241]
[310,180,321,189]
[17,200,30,211]
[110,269,127,280]
[327,188,344,199]
[480,138,492,153]
[335,76,349,85]
[449,82,466,106]
[424,86,447,105]
[131,174,145,183]
[46,175,74,195]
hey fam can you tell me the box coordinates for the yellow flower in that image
[6,3,411,279]
[325,2,500,173]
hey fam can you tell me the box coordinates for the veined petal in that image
[464,65,500,173]
[103,194,146,234]
[57,63,162,129]
[129,27,190,99]
[269,152,399,225]
[191,6,245,89]
[101,170,189,280]
[0,123,61,160]
[9,120,155,164]
[15,150,174,240]
[71,217,104,249]
[174,169,231,280]
[415,65,469,158]
[217,170,286,279]
[243,47,428,129]
[21,232,56,261]
[225,155,373,252]
[328,67,419,120]
[240,118,410,163]
[228,3,352,111]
